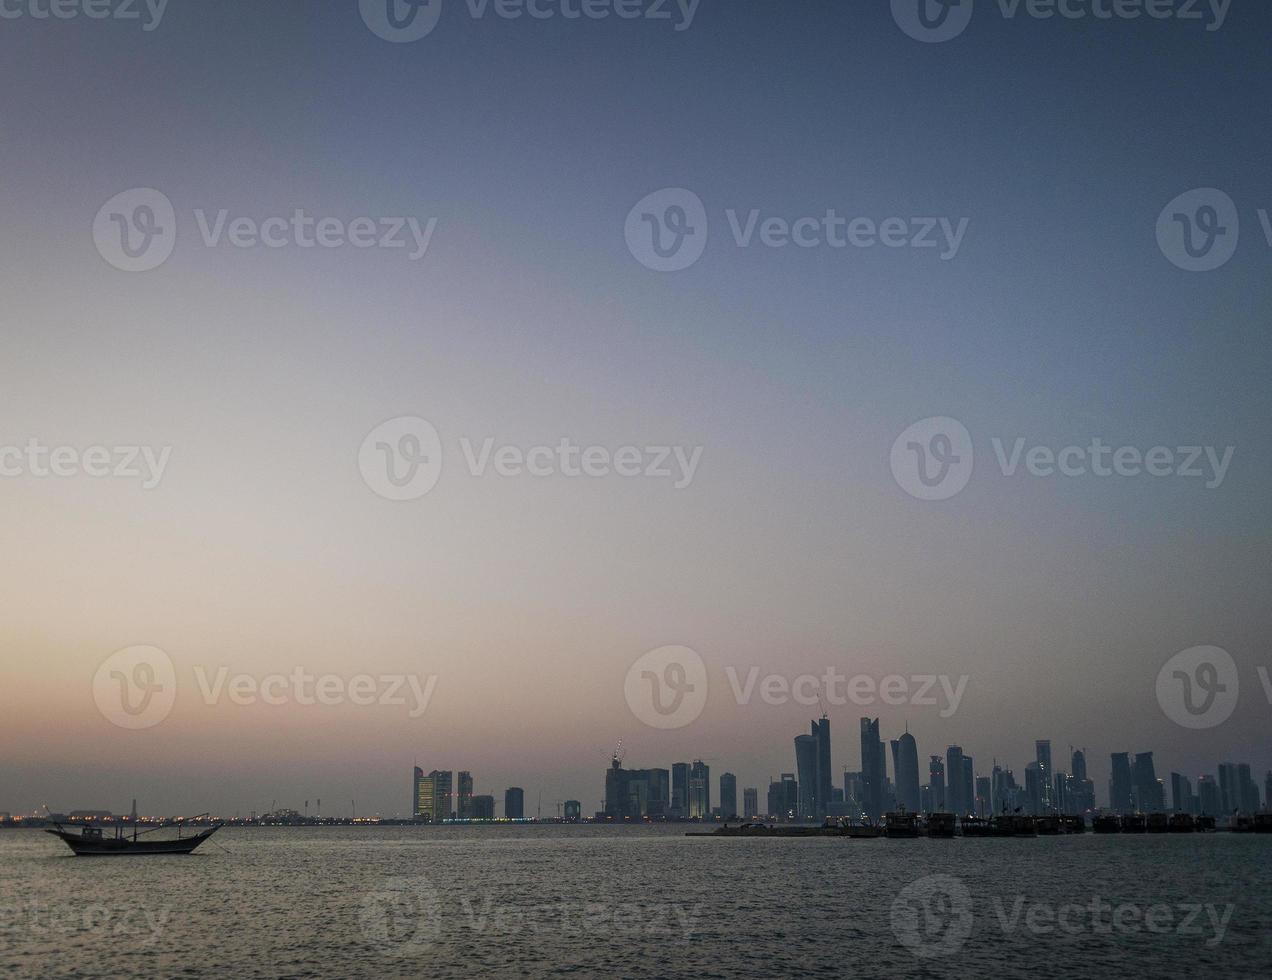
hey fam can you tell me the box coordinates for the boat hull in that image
[46,826,220,856]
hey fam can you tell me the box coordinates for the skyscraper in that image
[961,756,974,817]
[413,768,452,823]
[860,718,884,821]
[457,771,474,820]
[743,787,759,819]
[1070,748,1095,813]
[1035,740,1053,813]
[768,773,798,821]
[472,795,495,820]
[1198,775,1221,816]
[928,755,946,812]
[1132,752,1164,812]
[794,734,819,820]
[688,760,710,819]
[1109,753,1133,813]
[891,729,921,814]
[1170,772,1192,814]
[671,763,690,820]
[813,715,832,820]
[720,772,738,820]
[504,787,525,820]
[945,746,965,815]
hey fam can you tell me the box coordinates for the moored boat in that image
[1146,813,1170,833]
[925,812,956,838]
[1119,814,1146,833]
[884,807,921,838]
[1093,814,1120,833]
[46,816,221,856]
[1168,813,1196,833]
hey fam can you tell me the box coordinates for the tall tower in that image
[859,718,883,821]
[812,715,832,821]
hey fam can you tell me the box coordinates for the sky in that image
[1,0,1270,818]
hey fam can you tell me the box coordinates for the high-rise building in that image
[813,715,832,821]
[1109,753,1133,813]
[843,771,864,816]
[1237,763,1259,815]
[945,746,965,815]
[768,773,799,821]
[1132,752,1164,812]
[457,771,474,820]
[720,773,738,820]
[743,787,759,819]
[860,718,884,821]
[1265,773,1272,813]
[504,787,525,820]
[1035,741,1053,813]
[891,729,921,814]
[472,795,495,820]
[563,800,581,822]
[604,757,670,820]
[1217,763,1238,815]
[1198,775,1221,816]
[928,756,945,812]
[1170,773,1192,814]
[794,734,820,820]
[961,756,974,816]
[1024,762,1042,815]
[671,763,690,820]
[413,768,452,823]
[975,776,991,817]
[688,760,710,819]
[1070,748,1095,813]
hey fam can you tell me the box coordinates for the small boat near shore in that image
[884,808,920,838]
[46,814,222,856]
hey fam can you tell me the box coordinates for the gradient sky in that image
[1,1,1270,818]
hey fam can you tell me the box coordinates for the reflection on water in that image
[2,826,1269,978]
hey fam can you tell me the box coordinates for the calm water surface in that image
[1,826,1269,978]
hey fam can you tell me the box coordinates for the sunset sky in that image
[2,1,1270,817]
